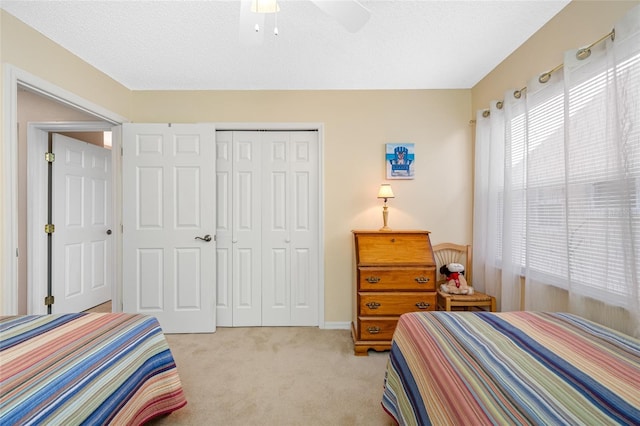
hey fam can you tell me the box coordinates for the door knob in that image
[195,234,212,242]
[106,229,112,235]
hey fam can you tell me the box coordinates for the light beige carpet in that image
[148,327,393,426]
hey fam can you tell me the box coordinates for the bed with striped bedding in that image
[0,312,186,425]
[382,311,640,425]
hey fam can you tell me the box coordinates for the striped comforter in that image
[382,311,640,426]
[0,313,186,425]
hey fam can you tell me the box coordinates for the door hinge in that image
[44,223,55,234]
[44,295,55,306]
[45,152,55,163]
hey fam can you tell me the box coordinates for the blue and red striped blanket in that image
[382,311,640,425]
[0,313,186,425]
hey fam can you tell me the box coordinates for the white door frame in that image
[1,64,127,315]
[215,123,325,328]
[27,122,115,314]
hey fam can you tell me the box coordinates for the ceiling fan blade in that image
[310,0,371,33]
[239,0,265,46]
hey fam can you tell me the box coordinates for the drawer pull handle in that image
[367,326,381,334]
[415,276,430,284]
[415,302,431,309]
[366,302,381,310]
[366,276,381,283]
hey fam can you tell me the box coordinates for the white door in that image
[262,131,319,326]
[216,130,319,327]
[122,123,216,333]
[52,134,112,313]
[216,131,263,326]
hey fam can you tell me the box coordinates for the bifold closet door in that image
[216,131,262,327]
[261,131,319,326]
[215,130,319,327]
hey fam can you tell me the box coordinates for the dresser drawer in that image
[357,317,398,341]
[355,232,434,265]
[359,292,436,315]
[358,267,435,291]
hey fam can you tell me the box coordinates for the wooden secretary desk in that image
[351,230,436,356]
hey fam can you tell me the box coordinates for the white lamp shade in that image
[377,184,394,199]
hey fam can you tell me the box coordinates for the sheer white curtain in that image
[473,5,640,336]
[474,101,521,312]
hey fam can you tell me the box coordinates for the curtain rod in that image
[470,28,616,125]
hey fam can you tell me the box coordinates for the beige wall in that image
[0,10,132,117]
[472,0,639,112]
[132,90,473,322]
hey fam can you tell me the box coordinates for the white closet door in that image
[262,131,319,326]
[288,131,319,325]
[216,130,263,327]
[216,130,319,327]
[231,131,263,326]
[215,131,233,326]
[122,123,216,333]
[261,132,291,325]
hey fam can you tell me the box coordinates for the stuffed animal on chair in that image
[439,263,472,295]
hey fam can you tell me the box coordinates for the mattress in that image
[382,311,640,426]
[0,312,186,425]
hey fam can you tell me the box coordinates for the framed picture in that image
[386,143,415,179]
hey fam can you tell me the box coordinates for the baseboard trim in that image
[323,321,351,330]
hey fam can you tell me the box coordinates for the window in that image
[494,50,640,307]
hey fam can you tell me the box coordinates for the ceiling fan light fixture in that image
[251,0,280,14]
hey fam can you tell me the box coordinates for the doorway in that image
[27,124,115,314]
[1,70,126,316]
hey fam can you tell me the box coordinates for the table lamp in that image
[377,184,394,231]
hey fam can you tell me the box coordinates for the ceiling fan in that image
[239,0,371,45]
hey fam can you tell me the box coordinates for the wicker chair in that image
[434,243,496,312]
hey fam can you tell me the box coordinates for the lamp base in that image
[380,206,391,231]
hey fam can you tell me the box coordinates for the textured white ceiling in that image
[1,0,570,90]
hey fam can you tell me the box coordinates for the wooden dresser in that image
[351,230,436,356]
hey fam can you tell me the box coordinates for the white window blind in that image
[564,49,640,305]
